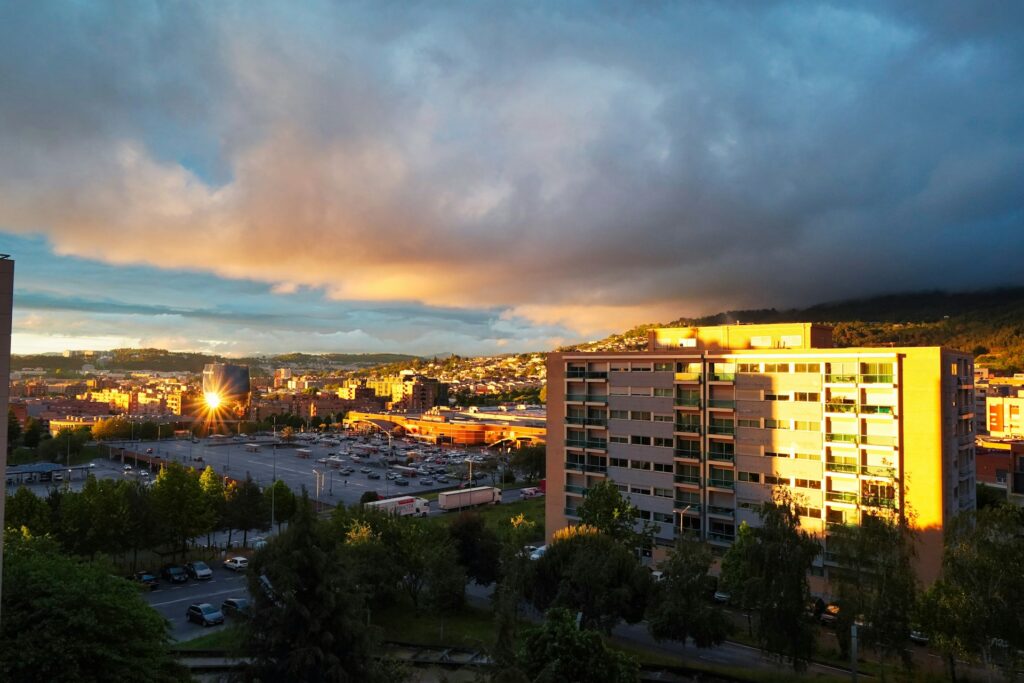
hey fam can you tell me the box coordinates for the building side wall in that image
[545,353,567,541]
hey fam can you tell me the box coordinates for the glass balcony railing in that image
[826,433,859,444]
[675,500,701,511]
[708,478,735,489]
[674,474,701,485]
[825,459,858,474]
[707,424,735,436]
[707,505,735,517]
[565,416,607,426]
[861,465,896,478]
[674,422,702,434]
[566,394,609,404]
[565,484,588,495]
[565,462,608,474]
[564,507,580,517]
[825,402,857,413]
[861,435,896,447]
[673,449,701,460]
[674,372,702,382]
[675,396,701,407]
[707,399,736,409]
[708,532,735,543]
[862,495,896,509]
[825,491,858,504]
[825,521,855,531]
[709,372,735,382]
[860,405,894,415]
[707,451,735,462]
[860,374,894,384]
[566,370,608,380]
[825,373,857,383]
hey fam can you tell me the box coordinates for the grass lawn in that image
[420,497,546,543]
[175,625,247,652]
[372,602,497,650]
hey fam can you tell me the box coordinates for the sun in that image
[204,392,222,410]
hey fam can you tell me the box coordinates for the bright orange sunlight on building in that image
[204,391,222,409]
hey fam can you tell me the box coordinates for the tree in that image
[4,486,51,535]
[647,538,729,648]
[529,528,651,633]
[198,465,227,546]
[720,521,759,637]
[720,490,819,670]
[919,505,1024,680]
[0,534,187,682]
[245,492,391,682]
[229,475,271,547]
[448,511,501,585]
[359,491,380,505]
[7,407,21,451]
[392,521,464,610]
[828,512,917,678]
[22,417,43,448]
[265,479,297,532]
[511,444,545,482]
[515,608,639,683]
[280,426,295,443]
[576,479,651,548]
[150,462,210,557]
[493,512,539,667]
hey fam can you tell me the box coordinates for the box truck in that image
[365,496,430,517]
[438,486,502,511]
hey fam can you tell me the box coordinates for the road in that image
[142,565,250,641]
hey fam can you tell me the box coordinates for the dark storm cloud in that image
[1,0,1021,344]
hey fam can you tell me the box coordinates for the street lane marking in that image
[150,587,244,608]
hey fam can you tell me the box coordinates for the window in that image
[630,485,652,496]
[794,420,821,432]
[653,462,672,473]
[653,437,673,448]
[630,387,652,396]
[610,409,628,419]
[764,419,790,430]
[630,435,651,446]
[794,363,820,373]
[764,363,790,373]
[653,388,673,398]
[654,362,672,372]
[764,474,788,486]
[738,500,761,511]
[653,413,673,422]
[610,387,629,395]
[630,459,652,470]
[738,418,760,428]
[637,509,652,520]
[765,450,789,458]
[794,392,820,402]
[630,410,652,421]
[795,452,820,461]
[653,512,674,524]
[609,435,628,444]
[795,479,821,490]
[796,505,822,518]
[653,487,673,498]
[737,362,760,373]
[738,471,761,483]
[765,392,790,401]
[631,364,652,372]
[611,362,629,372]
[609,457,628,468]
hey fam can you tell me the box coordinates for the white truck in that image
[438,486,502,511]
[365,495,430,517]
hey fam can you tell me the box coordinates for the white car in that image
[529,545,547,561]
[223,556,249,572]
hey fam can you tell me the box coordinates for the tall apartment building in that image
[546,323,975,587]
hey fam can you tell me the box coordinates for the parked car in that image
[394,477,409,487]
[186,603,224,626]
[146,448,154,454]
[221,597,252,619]
[133,571,159,590]
[713,591,731,604]
[360,467,371,474]
[367,472,381,480]
[161,564,188,583]
[520,487,543,499]
[435,476,448,484]
[420,478,434,485]
[223,556,249,572]
[185,561,213,580]
[529,545,547,561]
[910,630,930,646]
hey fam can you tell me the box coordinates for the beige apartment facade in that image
[545,323,975,589]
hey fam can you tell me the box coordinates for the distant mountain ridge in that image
[567,287,1024,373]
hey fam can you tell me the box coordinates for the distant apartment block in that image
[986,393,1024,438]
[365,372,449,412]
[546,323,975,587]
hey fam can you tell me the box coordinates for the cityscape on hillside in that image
[3,3,1024,683]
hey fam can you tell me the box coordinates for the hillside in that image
[565,287,1024,373]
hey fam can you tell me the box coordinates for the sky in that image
[1,1,1022,357]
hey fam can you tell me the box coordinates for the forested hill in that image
[571,288,1024,373]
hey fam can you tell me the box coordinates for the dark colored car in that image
[221,597,252,619]
[161,564,188,583]
[185,561,213,580]
[367,472,381,480]
[394,477,409,487]
[133,571,159,590]
[186,603,224,626]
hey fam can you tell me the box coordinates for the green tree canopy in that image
[511,445,545,482]
[448,511,501,585]
[515,608,639,683]
[265,478,298,532]
[576,479,650,548]
[4,486,51,535]
[150,462,210,557]
[647,538,729,648]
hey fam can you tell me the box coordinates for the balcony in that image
[826,521,856,531]
[567,438,607,450]
[565,484,588,495]
[825,459,858,474]
[707,399,736,410]
[673,449,701,461]
[565,394,609,404]
[860,405,894,415]
[826,432,858,444]
[674,425,702,436]
[861,435,896,447]
[860,374,894,384]
[566,416,608,427]
[825,491,858,504]
[564,507,580,517]
[674,372,702,383]
[708,372,735,382]
[707,505,735,517]
[675,500,701,511]
[708,478,735,490]
[566,369,608,380]
[861,465,895,478]
[675,396,701,408]
[707,451,735,463]
[674,474,701,485]
[862,495,896,509]
[565,461,608,474]
[708,532,735,543]
[825,402,857,414]
[825,373,857,383]
[707,424,735,436]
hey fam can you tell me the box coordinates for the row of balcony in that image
[825,403,895,415]
[565,394,609,404]
[824,491,897,508]
[825,460,897,477]
[566,369,608,379]
[565,438,608,450]
[825,373,894,384]
[671,449,735,463]
[672,372,737,382]
[566,416,607,427]
[826,433,897,447]
[565,461,608,474]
